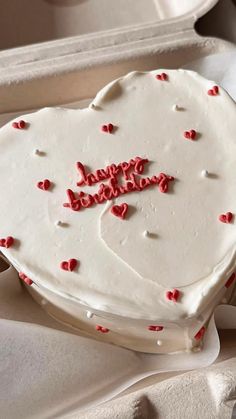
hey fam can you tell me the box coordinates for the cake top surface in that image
[0,69,236,321]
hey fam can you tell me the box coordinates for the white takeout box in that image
[0,0,235,115]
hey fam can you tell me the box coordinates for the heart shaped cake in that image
[0,69,236,353]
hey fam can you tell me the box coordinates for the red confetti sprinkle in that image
[218,212,233,224]
[156,73,168,81]
[207,85,219,96]
[101,123,114,133]
[166,288,180,302]
[37,179,51,191]
[225,273,235,288]
[111,203,128,220]
[184,129,197,140]
[19,272,33,286]
[96,325,110,333]
[0,236,14,248]
[148,325,163,332]
[194,326,206,341]
[60,258,78,272]
[12,120,26,129]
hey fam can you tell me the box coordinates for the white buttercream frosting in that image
[0,69,235,353]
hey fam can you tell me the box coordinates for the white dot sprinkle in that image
[34,149,40,155]
[143,230,149,237]
[89,103,96,110]
[191,346,201,353]
[55,220,62,227]
[201,170,209,178]
[157,340,163,346]
[87,311,94,319]
[172,104,179,111]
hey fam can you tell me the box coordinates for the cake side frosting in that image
[0,69,235,353]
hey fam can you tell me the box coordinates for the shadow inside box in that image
[0,0,91,51]
[0,0,160,51]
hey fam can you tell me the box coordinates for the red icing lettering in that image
[76,157,149,187]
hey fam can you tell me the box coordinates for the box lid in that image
[0,0,218,64]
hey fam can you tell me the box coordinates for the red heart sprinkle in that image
[101,123,114,133]
[96,325,110,333]
[219,212,233,224]
[12,122,19,129]
[156,73,168,81]
[166,288,180,302]
[12,120,26,129]
[184,129,196,140]
[194,326,206,340]
[111,203,128,220]
[148,325,163,332]
[60,258,78,272]
[19,272,33,286]
[207,85,219,96]
[225,273,235,288]
[37,179,51,191]
[0,236,14,248]
[18,120,26,129]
